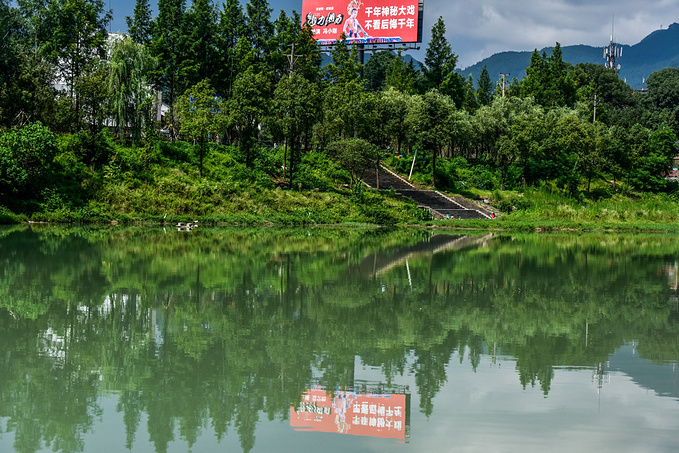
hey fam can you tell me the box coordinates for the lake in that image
[0,226,678,452]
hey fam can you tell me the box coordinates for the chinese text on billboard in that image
[290,387,408,439]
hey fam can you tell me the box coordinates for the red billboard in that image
[290,387,408,439]
[302,0,422,45]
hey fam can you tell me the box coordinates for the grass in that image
[8,137,679,232]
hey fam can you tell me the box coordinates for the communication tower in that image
[604,19,622,73]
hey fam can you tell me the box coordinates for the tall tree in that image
[182,0,219,89]
[476,65,493,106]
[268,11,321,85]
[418,89,455,187]
[42,0,111,129]
[522,44,575,108]
[269,73,320,185]
[108,35,156,145]
[125,0,152,45]
[177,79,226,177]
[385,51,416,94]
[423,17,463,105]
[216,0,246,96]
[363,51,395,92]
[463,74,478,112]
[245,0,274,66]
[150,0,186,137]
[521,49,547,103]
[0,1,24,124]
[228,68,271,168]
[326,38,362,85]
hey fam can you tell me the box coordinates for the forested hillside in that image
[461,22,679,90]
[0,0,678,226]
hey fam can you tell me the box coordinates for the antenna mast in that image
[604,16,622,73]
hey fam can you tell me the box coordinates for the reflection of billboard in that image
[290,387,408,439]
[302,0,423,45]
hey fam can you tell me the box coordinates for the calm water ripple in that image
[0,226,677,452]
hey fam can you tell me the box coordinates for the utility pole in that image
[284,43,301,78]
[500,73,510,97]
[593,93,597,123]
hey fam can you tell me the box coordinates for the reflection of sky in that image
[2,344,677,452]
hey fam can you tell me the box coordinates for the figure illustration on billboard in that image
[343,0,370,39]
[333,390,358,433]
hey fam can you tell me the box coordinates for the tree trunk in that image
[432,148,437,188]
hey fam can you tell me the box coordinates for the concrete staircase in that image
[362,166,491,220]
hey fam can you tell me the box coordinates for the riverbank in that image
[5,186,679,233]
[3,136,679,232]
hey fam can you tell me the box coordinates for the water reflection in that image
[0,226,678,452]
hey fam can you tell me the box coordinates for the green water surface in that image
[0,226,677,452]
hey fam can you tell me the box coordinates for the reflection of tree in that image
[1,228,679,451]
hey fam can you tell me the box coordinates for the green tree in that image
[326,37,362,85]
[269,72,320,186]
[326,138,381,189]
[521,49,547,103]
[630,126,677,192]
[379,88,412,156]
[385,51,416,94]
[418,89,455,187]
[150,0,186,137]
[0,122,57,203]
[42,0,111,130]
[646,68,679,111]
[476,65,493,106]
[177,80,227,177]
[422,17,463,105]
[228,69,271,168]
[316,79,369,146]
[216,0,247,96]
[521,44,575,108]
[245,0,274,67]
[363,51,395,92]
[182,0,219,89]
[125,0,152,45]
[108,36,156,145]
[463,74,478,112]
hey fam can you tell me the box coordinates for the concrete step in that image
[363,166,490,220]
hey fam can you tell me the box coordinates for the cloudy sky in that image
[108,0,677,68]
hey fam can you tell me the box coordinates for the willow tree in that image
[108,36,156,145]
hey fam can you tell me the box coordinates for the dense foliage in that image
[0,0,678,223]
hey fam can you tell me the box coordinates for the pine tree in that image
[216,0,246,95]
[385,51,415,94]
[463,74,478,112]
[423,17,457,91]
[326,37,362,85]
[150,0,185,136]
[126,0,152,45]
[245,0,274,66]
[182,0,219,88]
[476,65,493,106]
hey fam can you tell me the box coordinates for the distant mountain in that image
[460,22,679,90]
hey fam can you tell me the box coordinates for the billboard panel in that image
[302,0,422,45]
[290,387,408,439]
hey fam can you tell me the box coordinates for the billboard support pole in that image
[358,44,365,74]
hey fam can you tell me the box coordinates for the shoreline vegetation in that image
[2,136,679,233]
